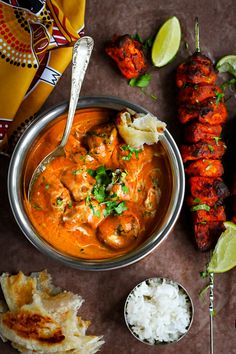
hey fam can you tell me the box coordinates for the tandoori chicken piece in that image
[177,99,228,125]
[180,140,226,163]
[192,205,226,224]
[188,176,230,206]
[194,222,225,251]
[178,85,223,105]
[105,34,146,79]
[184,122,222,143]
[185,159,224,177]
[176,53,217,88]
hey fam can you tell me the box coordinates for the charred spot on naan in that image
[1,310,65,344]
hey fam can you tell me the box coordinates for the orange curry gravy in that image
[23,108,172,260]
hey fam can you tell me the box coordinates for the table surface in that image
[1,0,236,353]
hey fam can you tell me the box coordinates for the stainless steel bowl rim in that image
[124,277,194,345]
[8,96,185,271]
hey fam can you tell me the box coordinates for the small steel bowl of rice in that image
[124,277,194,345]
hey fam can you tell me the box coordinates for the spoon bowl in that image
[28,36,94,199]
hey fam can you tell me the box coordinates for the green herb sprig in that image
[120,145,142,161]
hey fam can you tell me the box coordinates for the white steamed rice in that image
[125,278,191,344]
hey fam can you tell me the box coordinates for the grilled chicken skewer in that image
[176,19,229,251]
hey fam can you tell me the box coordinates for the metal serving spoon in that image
[28,36,94,200]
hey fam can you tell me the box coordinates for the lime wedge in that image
[151,16,181,67]
[208,221,236,273]
[216,55,236,76]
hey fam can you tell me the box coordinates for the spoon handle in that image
[60,36,94,148]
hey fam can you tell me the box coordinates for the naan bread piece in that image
[116,109,166,149]
[12,335,104,354]
[31,270,61,296]
[0,270,59,312]
[0,293,102,353]
[0,271,104,354]
[0,272,37,311]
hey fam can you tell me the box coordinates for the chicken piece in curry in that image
[25,108,171,260]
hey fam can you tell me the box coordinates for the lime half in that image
[208,221,236,273]
[151,16,181,67]
[216,55,236,76]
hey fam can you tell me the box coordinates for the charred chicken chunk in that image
[181,140,226,163]
[194,222,225,251]
[185,159,224,177]
[105,34,146,79]
[184,122,222,143]
[192,205,226,224]
[188,176,229,206]
[177,99,228,125]
[178,85,223,105]
[176,53,217,88]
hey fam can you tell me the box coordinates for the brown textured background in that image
[1,0,236,353]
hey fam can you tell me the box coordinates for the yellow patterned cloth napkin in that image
[0,0,86,153]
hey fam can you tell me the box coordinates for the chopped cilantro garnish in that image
[103,201,128,217]
[122,185,129,193]
[205,164,213,171]
[121,145,142,160]
[191,204,211,212]
[200,270,209,278]
[45,183,50,190]
[56,198,63,206]
[213,136,221,145]
[131,33,143,43]
[68,201,73,209]
[193,198,201,203]
[86,166,128,217]
[129,73,152,88]
[208,144,214,153]
[215,91,224,104]
[72,169,82,175]
[32,203,42,210]
[143,36,154,49]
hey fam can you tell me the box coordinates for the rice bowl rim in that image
[124,277,194,346]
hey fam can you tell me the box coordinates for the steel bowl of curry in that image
[8,96,185,270]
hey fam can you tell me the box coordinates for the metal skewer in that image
[209,271,214,354]
[194,17,215,353]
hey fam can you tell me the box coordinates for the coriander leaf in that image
[114,201,128,215]
[68,201,73,209]
[205,164,213,171]
[193,198,201,203]
[87,168,96,177]
[143,36,154,49]
[56,197,63,206]
[131,33,143,43]
[208,144,214,153]
[45,183,50,190]
[32,203,42,210]
[213,136,221,145]
[151,94,158,100]
[93,185,106,202]
[191,204,211,212]
[128,73,152,88]
[215,91,224,104]
[94,209,101,217]
[72,169,82,175]
[200,270,209,278]
[122,185,129,193]
[121,145,142,160]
